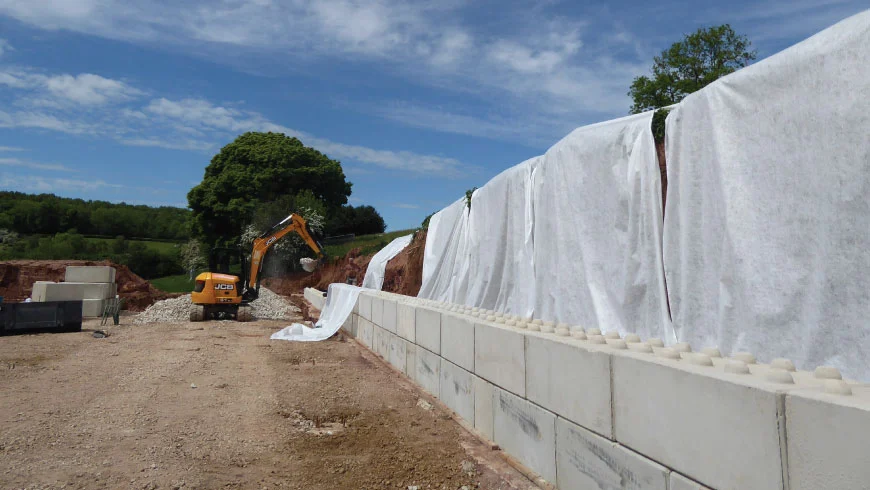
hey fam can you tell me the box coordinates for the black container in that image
[0,301,83,335]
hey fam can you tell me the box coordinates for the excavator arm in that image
[243,214,323,302]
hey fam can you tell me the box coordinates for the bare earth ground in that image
[0,315,538,490]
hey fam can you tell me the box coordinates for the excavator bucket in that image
[300,257,319,273]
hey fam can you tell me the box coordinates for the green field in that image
[150,274,196,293]
[85,237,181,253]
[322,229,416,258]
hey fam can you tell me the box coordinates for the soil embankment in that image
[0,260,177,311]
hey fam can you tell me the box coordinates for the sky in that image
[0,0,867,231]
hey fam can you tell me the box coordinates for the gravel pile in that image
[133,287,300,324]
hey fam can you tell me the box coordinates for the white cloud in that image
[0,109,96,134]
[394,203,419,209]
[0,174,123,193]
[0,39,11,57]
[119,137,214,152]
[0,146,25,152]
[0,157,74,171]
[44,73,143,105]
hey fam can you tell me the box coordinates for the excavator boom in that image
[245,214,323,301]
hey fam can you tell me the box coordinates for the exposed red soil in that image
[382,230,426,296]
[0,260,178,311]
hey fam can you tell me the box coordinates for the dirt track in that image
[0,316,536,490]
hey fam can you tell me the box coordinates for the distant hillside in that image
[0,192,190,241]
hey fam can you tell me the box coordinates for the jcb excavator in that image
[189,213,323,322]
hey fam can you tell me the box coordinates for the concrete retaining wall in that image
[303,288,326,310]
[31,266,117,318]
[342,289,869,489]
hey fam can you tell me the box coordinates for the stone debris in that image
[133,287,300,324]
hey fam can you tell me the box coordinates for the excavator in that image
[189,213,324,322]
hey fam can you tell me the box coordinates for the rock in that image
[416,399,433,411]
[133,288,299,324]
[190,384,197,389]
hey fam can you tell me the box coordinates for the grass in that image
[150,273,195,293]
[86,237,180,253]
[323,229,416,259]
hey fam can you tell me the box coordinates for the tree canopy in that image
[188,132,352,245]
[629,24,756,114]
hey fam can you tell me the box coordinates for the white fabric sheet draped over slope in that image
[663,10,870,379]
[362,234,413,290]
[419,112,674,341]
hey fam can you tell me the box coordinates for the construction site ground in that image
[0,313,537,490]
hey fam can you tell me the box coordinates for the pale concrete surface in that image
[359,294,372,321]
[40,282,116,302]
[82,298,106,317]
[556,417,669,490]
[670,472,712,490]
[371,297,384,327]
[359,318,374,348]
[64,265,116,283]
[492,387,556,483]
[415,307,442,355]
[440,313,475,372]
[785,387,870,490]
[440,360,475,423]
[612,352,786,490]
[389,332,407,372]
[405,340,417,380]
[396,302,416,342]
[30,281,51,302]
[474,375,494,441]
[474,322,526,397]
[415,346,442,398]
[526,334,613,438]
[303,288,325,310]
[382,299,397,333]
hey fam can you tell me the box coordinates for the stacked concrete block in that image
[303,287,326,310]
[32,266,118,317]
[339,289,870,490]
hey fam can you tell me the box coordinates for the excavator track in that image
[236,307,253,322]
[189,304,205,322]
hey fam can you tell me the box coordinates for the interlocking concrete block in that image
[415,346,441,397]
[65,266,115,283]
[388,332,406,372]
[785,386,870,490]
[441,313,474,372]
[361,319,375,348]
[43,282,117,301]
[493,387,556,483]
[556,417,669,490]
[475,322,525,397]
[526,334,613,438]
[371,297,383,327]
[374,326,391,359]
[30,281,52,302]
[359,294,372,321]
[612,351,787,490]
[415,307,441,355]
[303,288,325,310]
[670,472,712,490]
[382,298,397,333]
[82,299,106,317]
[405,340,417,380]
[440,360,474,423]
[397,302,416,342]
[474,375,494,440]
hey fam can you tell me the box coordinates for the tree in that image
[629,25,756,114]
[187,132,352,245]
[324,205,386,236]
[180,239,207,280]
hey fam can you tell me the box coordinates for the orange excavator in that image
[189,214,323,322]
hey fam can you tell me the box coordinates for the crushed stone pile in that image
[133,287,300,324]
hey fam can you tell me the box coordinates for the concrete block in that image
[65,266,115,283]
[30,281,52,302]
[474,322,525,397]
[43,282,116,301]
[405,341,417,380]
[382,298,397,333]
[303,288,325,310]
[374,326,390,359]
[474,375,494,440]
[556,417,669,490]
[82,299,106,317]
[388,332,406,372]
[526,334,612,438]
[493,387,556,483]
[612,352,787,490]
[415,346,441,397]
[415,307,441,355]
[670,472,712,490]
[359,294,372,321]
[440,313,474,372]
[358,319,373,348]
[371,297,383,327]
[785,386,870,490]
[397,302,416,342]
[440,360,474,423]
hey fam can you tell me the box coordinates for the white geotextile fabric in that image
[419,113,673,341]
[663,10,870,379]
[271,283,361,342]
[361,234,413,290]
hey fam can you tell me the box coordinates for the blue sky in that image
[0,0,866,231]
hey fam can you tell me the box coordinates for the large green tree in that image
[629,24,756,114]
[187,132,352,245]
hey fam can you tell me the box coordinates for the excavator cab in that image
[189,213,324,322]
